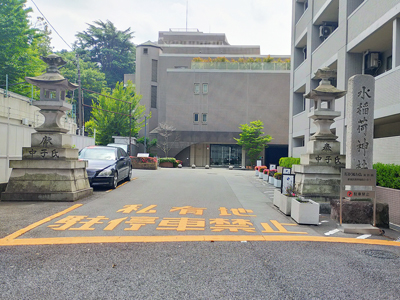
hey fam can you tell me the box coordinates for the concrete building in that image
[290,0,400,164]
[130,30,290,167]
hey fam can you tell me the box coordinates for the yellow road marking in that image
[106,177,137,192]
[0,204,82,242]
[0,235,399,247]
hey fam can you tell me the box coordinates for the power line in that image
[30,0,73,50]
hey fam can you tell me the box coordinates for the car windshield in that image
[79,148,116,160]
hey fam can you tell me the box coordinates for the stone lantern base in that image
[1,133,93,202]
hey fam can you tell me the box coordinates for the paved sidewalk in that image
[247,170,400,242]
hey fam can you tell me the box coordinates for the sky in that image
[26,0,292,56]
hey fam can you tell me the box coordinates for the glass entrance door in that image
[210,144,242,167]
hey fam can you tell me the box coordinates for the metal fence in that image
[191,62,291,71]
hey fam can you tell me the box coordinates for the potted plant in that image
[263,168,269,181]
[279,185,296,215]
[268,169,277,184]
[258,166,267,179]
[291,197,320,225]
[274,172,282,188]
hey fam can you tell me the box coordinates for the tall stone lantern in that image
[1,54,93,201]
[292,67,346,202]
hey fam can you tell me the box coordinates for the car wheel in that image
[125,166,132,181]
[111,171,118,189]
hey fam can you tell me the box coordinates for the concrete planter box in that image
[291,198,320,225]
[255,170,259,176]
[279,194,294,215]
[274,178,281,188]
[258,172,264,179]
[268,176,274,184]
[263,173,269,181]
[273,189,281,207]
[159,162,174,168]
[131,158,157,170]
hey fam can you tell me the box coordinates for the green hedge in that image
[279,157,300,168]
[159,157,176,164]
[373,163,400,190]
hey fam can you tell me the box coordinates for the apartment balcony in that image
[348,0,400,45]
[375,66,400,119]
[311,27,345,73]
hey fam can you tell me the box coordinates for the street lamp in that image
[144,115,148,153]
[129,108,135,156]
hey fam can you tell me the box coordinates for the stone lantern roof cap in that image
[305,67,347,99]
[25,54,78,91]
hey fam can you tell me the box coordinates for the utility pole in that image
[77,54,83,133]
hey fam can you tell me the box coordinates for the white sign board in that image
[281,174,295,194]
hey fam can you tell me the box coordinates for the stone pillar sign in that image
[346,75,375,169]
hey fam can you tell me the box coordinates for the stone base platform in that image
[0,159,93,202]
[339,224,382,235]
[1,188,93,202]
[330,199,389,228]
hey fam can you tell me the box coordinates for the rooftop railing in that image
[191,62,291,71]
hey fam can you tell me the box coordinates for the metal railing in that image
[191,62,291,71]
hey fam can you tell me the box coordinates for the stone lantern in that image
[1,54,92,201]
[292,67,347,203]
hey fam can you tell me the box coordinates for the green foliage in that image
[58,50,107,122]
[234,120,273,167]
[75,20,136,87]
[274,172,282,180]
[84,81,145,145]
[159,157,177,164]
[279,157,300,168]
[0,1,48,96]
[373,163,400,189]
[136,137,157,154]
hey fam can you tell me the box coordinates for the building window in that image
[194,113,199,123]
[151,85,157,108]
[151,59,158,82]
[202,83,208,94]
[202,113,207,123]
[194,83,200,94]
[143,48,148,54]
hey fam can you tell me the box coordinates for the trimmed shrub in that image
[373,163,400,190]
[279,157,300,168]
[274,172,282,180]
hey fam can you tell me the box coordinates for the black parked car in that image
[79,146,132,188]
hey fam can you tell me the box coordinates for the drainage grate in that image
[361,249,399,259]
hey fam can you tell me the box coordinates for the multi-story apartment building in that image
[290,0,400,164]
[129,30,290,167]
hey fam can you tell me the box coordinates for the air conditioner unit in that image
[21,118,29,126]
[366,52,380,69]
[319,25,335,38]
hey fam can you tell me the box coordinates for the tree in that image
[234,120,273,167]
[137,137,158,155]
[58,50,107,123]
[155,123,180,157]
[85,81,145,145]
[75,20,136,87]
[0,0,47,96]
